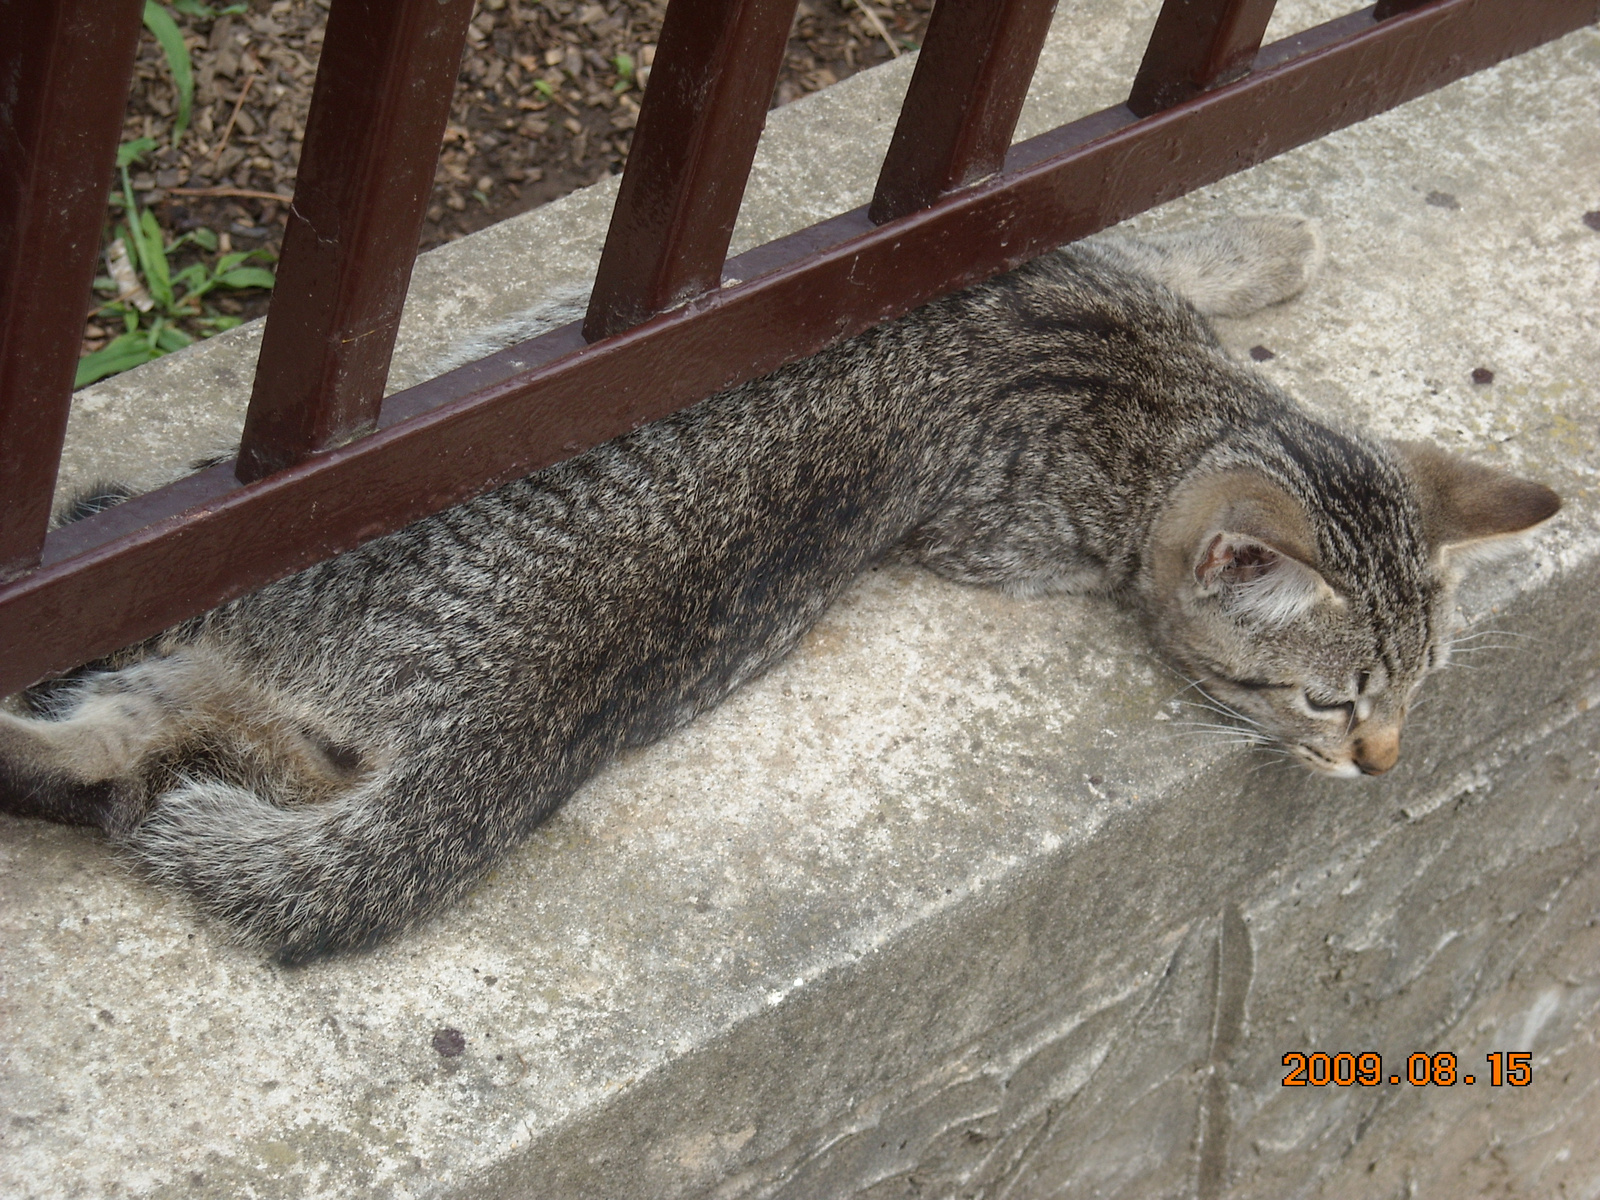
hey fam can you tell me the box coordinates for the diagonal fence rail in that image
[0,0,1594,698]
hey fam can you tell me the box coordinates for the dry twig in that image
[852,0,900,58]
[209,73,257,169]
[167,185,294,203]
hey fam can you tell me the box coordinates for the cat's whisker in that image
[1154,669,1276,735]
[1168,731,1275,748]
[1165,718,1276,750]
[1452,627,1536,642]
[1176,696,1268,731]
[1168,718,1267,736]
[1157,672,1215,706]
[1447,629,1539,655]
[1246,751,1294,772]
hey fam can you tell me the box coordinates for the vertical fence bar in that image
[235,0,477,483]
[868,0,1058,225]
[582,0,800,342]
[0,0,144,581]
[1128,0,1280,116]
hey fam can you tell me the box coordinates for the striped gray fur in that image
[0,217,1559,959]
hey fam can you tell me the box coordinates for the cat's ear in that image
[1160,470,1336,625]
[1192,529,1333,625]
[1389,441,1561,567]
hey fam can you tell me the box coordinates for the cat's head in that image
[1144,442,1560,777]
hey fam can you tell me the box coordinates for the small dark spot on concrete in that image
[1425,190,1460,210]
[1249,345,1275,362]
[259,1080,281,1092]
[189,1173,206,1187]
[1089,775,1104,786]
[483,975,498,986]
[1471,367,1495,385]
[81,916,90,925]
[496,1054,505,1062]
[187,933,195,940]
[433,1027,467,1057]
[97,1008,114,1024]
[1583,211,1600,232]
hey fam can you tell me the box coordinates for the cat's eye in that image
[1303,691,1355,719]
[1231,677,1290,692]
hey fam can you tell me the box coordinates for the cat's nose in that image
[1352,728,1401,775]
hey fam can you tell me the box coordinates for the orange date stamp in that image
[1281,1051,1533,1087]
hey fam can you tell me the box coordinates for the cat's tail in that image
[123,753,537,962]
[1095,214,1324,319]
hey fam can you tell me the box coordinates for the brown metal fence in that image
[0,0,1593,698]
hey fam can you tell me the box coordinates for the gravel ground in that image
[86,0,933,363]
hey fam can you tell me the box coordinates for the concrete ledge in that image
[4,2,1599,1197]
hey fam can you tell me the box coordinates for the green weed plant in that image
[78,139,275,388]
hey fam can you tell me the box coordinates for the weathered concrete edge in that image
[456,557,1600,1200]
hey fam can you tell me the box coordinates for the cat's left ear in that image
[1160,470,1339,625]
[1389,441,1561,567]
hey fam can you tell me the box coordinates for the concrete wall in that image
[2,3,1597,1197]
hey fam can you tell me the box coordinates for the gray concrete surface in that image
[4,2,1599,1197]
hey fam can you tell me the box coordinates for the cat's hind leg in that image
[0,652,223,834]
[1095,215,1324,318]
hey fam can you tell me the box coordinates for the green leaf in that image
[75,334,162,388]
[117,137,160,169]
[198,314,243,334]
[116,217,155,297]
[188,227,219,251]
[142,2,194,143]
[214,267,276,290]
[139,208,175,308]
[171,262,209,291]
[155,326,194,353]
[612,52,634,79]
[533,79,554,98]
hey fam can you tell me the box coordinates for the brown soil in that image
[87,0,932,361]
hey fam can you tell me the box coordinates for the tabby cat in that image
[0,217,1559,960]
